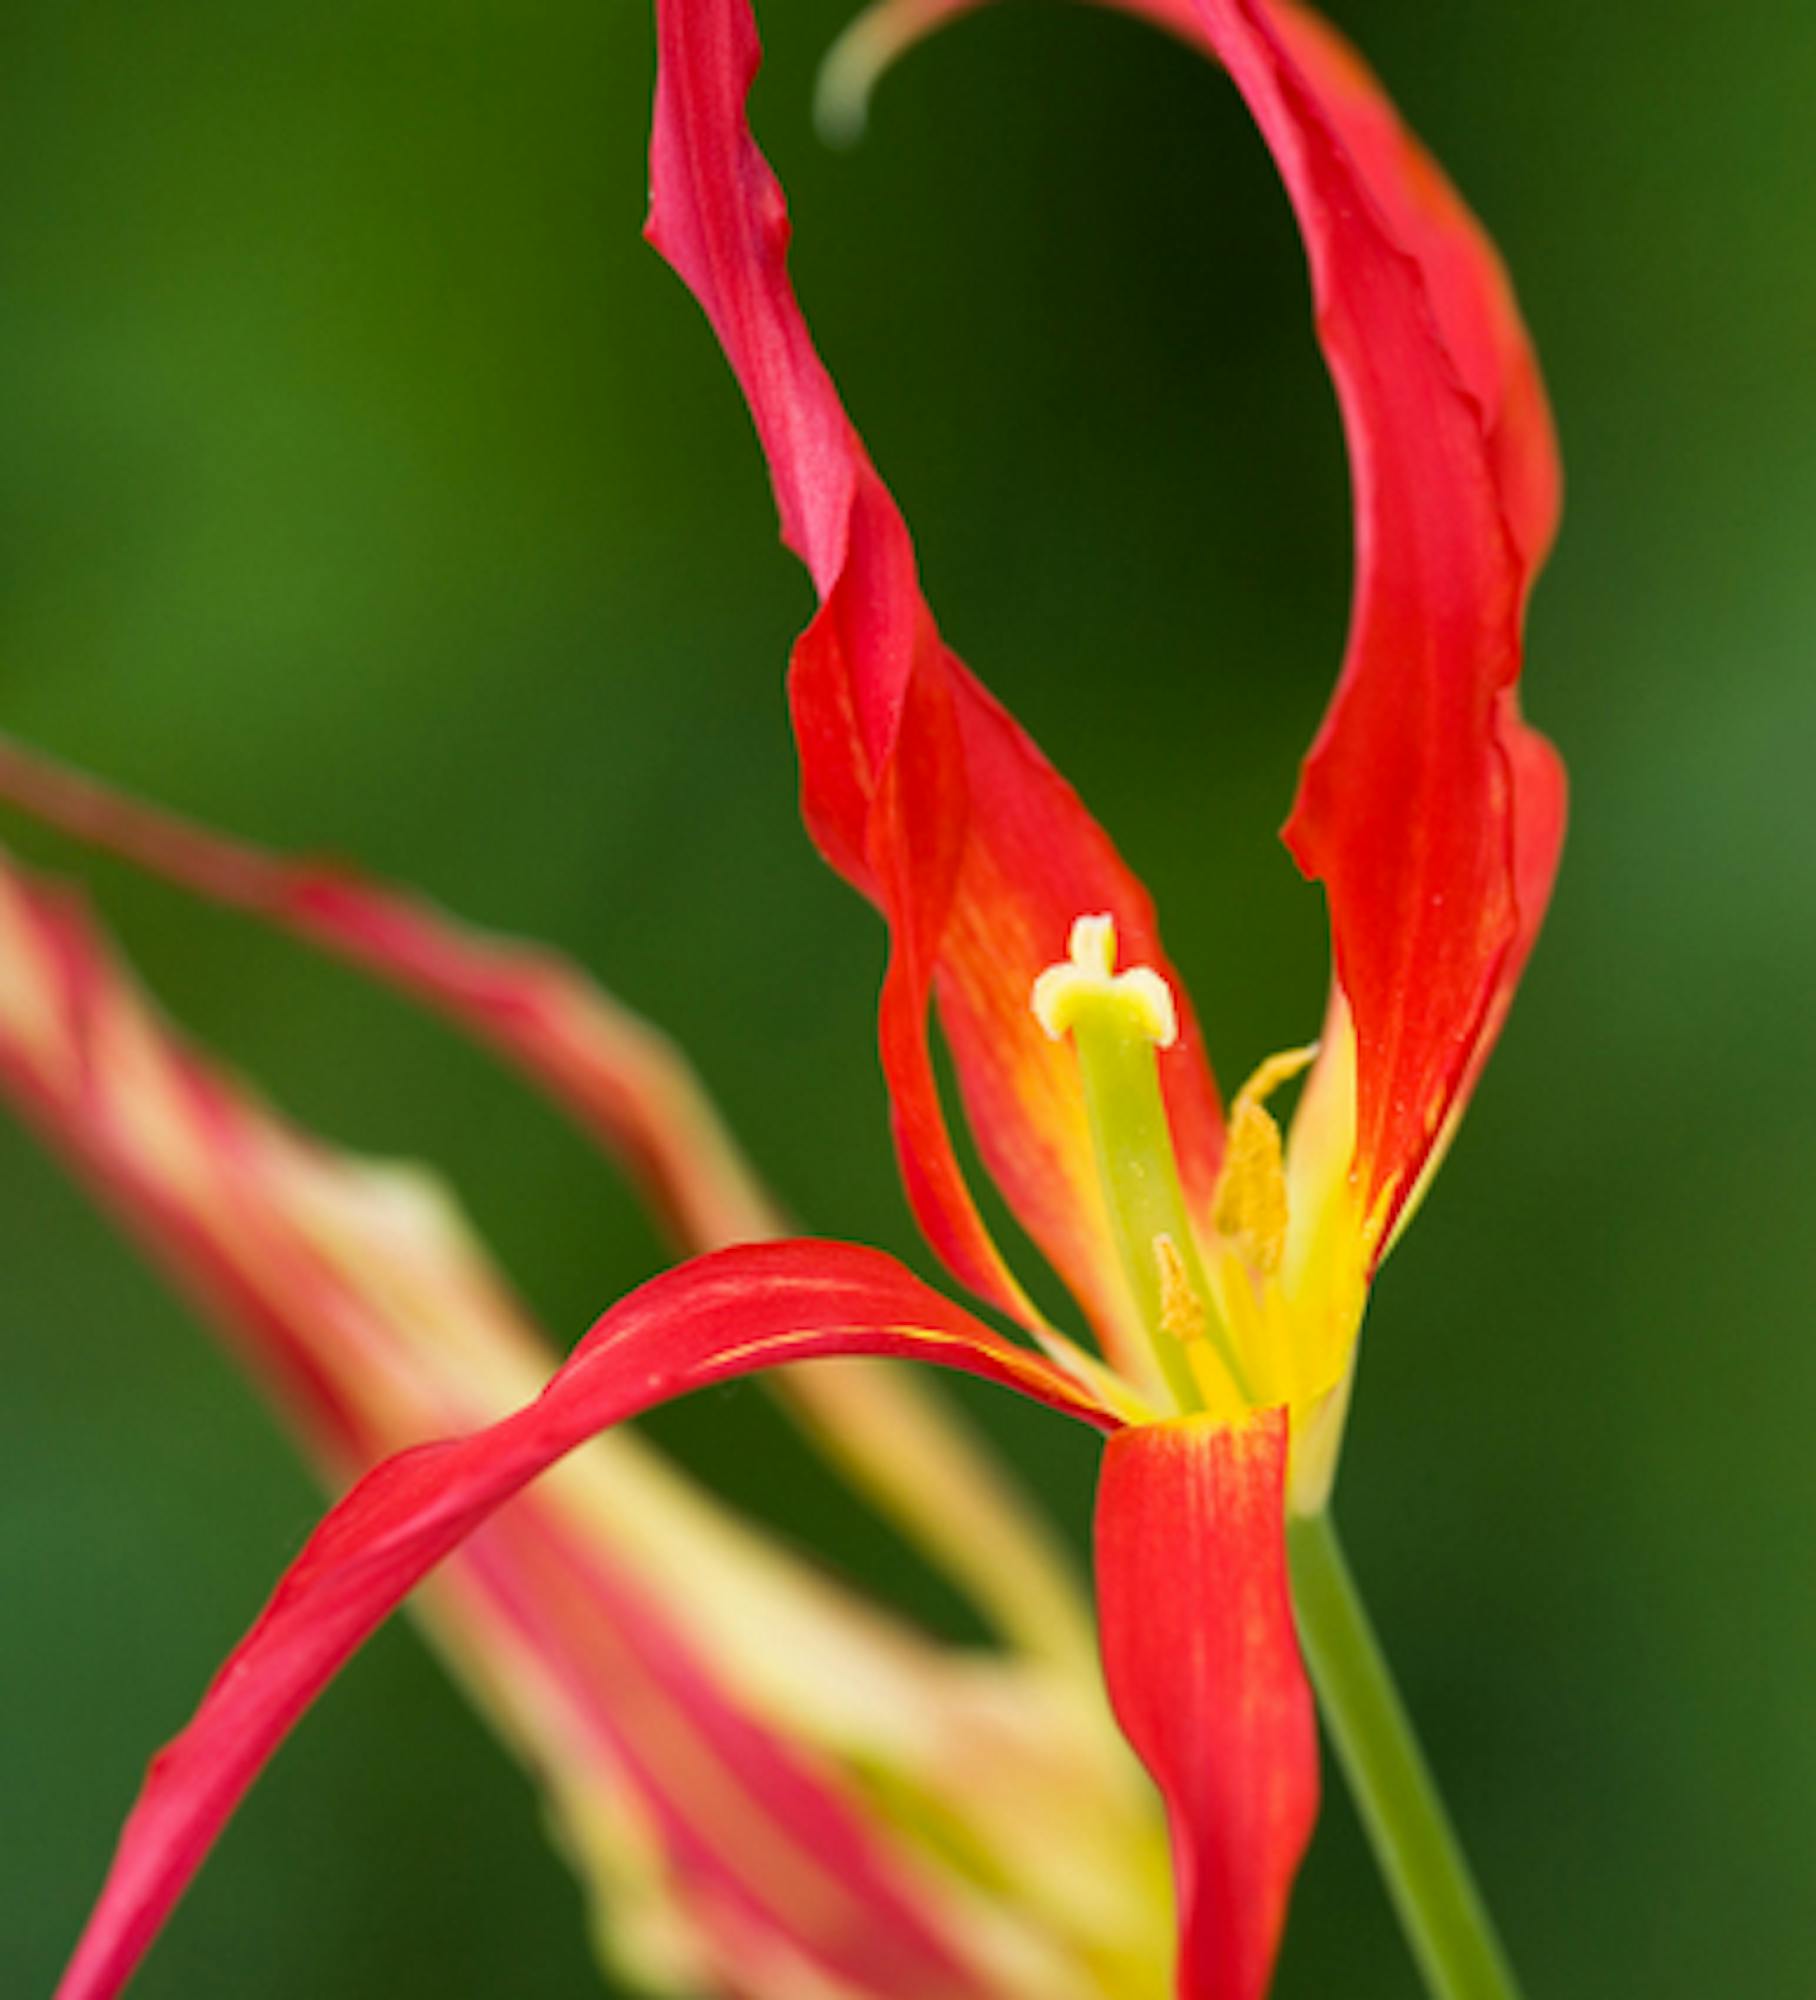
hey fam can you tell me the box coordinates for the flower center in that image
[1032,916,1253,1413]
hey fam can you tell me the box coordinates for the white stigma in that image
[1031,913,1179,1049]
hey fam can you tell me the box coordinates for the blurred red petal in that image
[1095,1413,1317,2000]
[0,732,781,1254]
[55,1240,1113,2000]
[455,1507,1021,2000]
[647,0,1225,1374]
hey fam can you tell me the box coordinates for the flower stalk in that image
[1287,1512,1524,2000]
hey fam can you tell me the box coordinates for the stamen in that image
[1213,1045,1317,1277]
[1031,916,1250,1412]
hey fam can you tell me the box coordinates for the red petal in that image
[1193,1,1565,1247]
[647,0,1225,1371]
[1095,1413,1317,2000]
[1384,710,1565,1247]
[54,1240,1113,2000]
[1257,5,1560,572]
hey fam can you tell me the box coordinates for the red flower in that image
[25,2,1563,1994]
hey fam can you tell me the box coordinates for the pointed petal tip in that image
[813,0,967,150]
[812,21,877,149]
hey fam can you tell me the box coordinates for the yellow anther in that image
[1032,914,1178,1050]
[1212,1044,1318,1277]
[1215,1102,1291,1274]
[1153,1233,1207,1345]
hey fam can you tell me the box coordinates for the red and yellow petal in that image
[1095,1412,1318,2000]
[445,1508,1017,2000]
[53,1239,1117,2000]
[648,0,1225,1373]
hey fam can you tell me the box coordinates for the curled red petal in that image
[54,1240,1113,2000]
[1195,0,1565,1246]
[1095,1413,1317,2000]
[648,0,1225,1371]
[1256,5,1560,573]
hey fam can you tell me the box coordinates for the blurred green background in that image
[3,0,1812,1993]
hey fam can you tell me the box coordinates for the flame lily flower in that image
[21,0,1564,1995]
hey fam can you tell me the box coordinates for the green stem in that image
[1287,1511,1524,2000]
